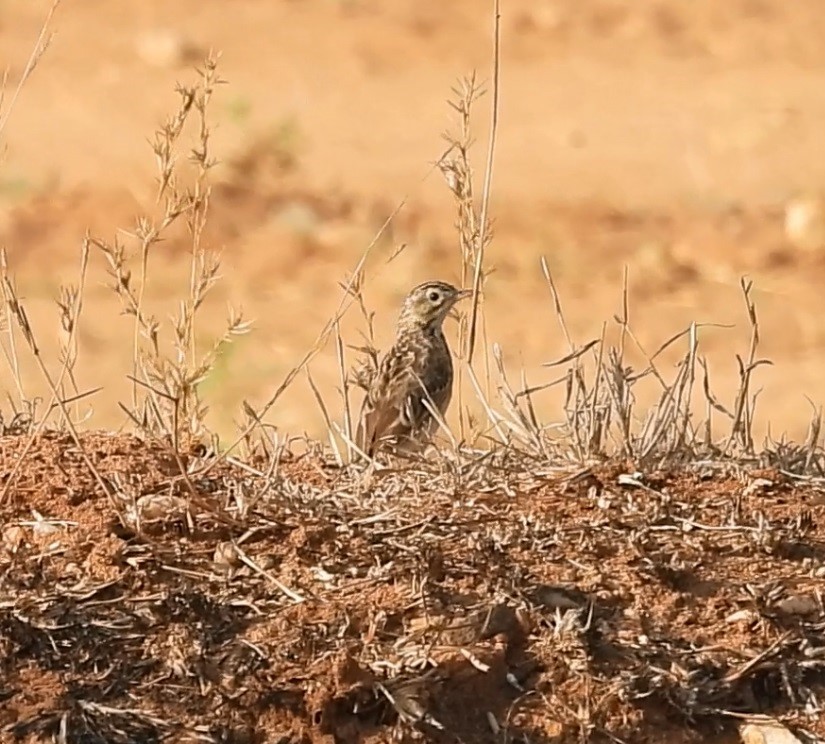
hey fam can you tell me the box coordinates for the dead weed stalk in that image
[91,55,250,447]
[0,244,114,507]
[0,0,61,142]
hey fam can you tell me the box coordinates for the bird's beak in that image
[448,289,473,321]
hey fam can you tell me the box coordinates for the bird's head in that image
[397,281,471,333]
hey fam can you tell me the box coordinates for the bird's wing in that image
[356,345,454,455]
[356,394,401,455]
[356,343,419,454]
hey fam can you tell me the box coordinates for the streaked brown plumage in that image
[356,281,470,456]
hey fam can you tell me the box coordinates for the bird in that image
[355,280,471,457]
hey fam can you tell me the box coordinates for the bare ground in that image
[4,0,825,439]
[1,431,824,743]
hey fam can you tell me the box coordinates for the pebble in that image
[135,28,195,68]
[784,195,825,253]
[740,720,802,744]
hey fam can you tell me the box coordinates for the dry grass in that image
[2,432,824,743]
[2,5,825,743]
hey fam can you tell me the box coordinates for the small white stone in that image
[739,720,803,744]
[1,526,25,552]
[135,28,192,68]
[784,195,825,252]
[725,609,756,624]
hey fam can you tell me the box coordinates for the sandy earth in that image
[2,432,825,743]
[0,0,825,442]
[2,0,825,441]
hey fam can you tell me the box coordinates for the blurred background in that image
[2,0,825,442]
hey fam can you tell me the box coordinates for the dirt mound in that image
[1,432,824,743]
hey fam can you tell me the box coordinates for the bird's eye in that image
[427,290,441,303]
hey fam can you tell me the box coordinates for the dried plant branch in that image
[91,55,247,445]
[0,260,114,508]
[727,278,772,454]
[466,0,501,366]
[0,0,61,141]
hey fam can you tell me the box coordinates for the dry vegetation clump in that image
[1,432,825,743]
[2,8,825,744]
